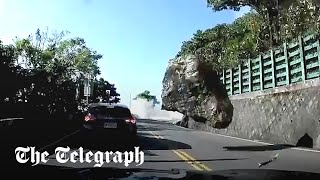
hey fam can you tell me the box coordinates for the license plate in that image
[104,123,117,129]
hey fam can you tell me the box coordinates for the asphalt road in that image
[28,119,320,173]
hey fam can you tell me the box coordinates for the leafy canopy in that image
[178,0,320,70]
[134,90,160,104]
[14,28,102,80]
[0,28,121,120]
[91,78,120,104]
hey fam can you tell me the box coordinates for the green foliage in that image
[0,41,24,102]
[178,12,262,70]
[279,0,320,40]
[55,37,101,76]
[0,28,119,120]
[134,90,160,105]
[135,90,152,101]
[207,0,293,45]
[178,0,320,70]
[14,29,102,80]
[91,78,120,103]
[207,0,252,11]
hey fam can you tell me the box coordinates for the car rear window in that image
[89,106,132,118]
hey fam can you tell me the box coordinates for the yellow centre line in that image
[172,150,203,171]
[177,150,212,171]
[142,125,164,139]
[148,130,163,139]
[145,127,212,171]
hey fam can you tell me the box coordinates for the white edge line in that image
[0,118,24,121]
[38,129,80,152]
[210,132,272,145]
[292,147,320,153]
[174,124,320,153]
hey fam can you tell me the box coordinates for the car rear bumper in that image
[82,123,137,135]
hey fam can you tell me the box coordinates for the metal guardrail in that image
[219,34,320,96]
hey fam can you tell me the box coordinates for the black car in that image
[82,103,137,140]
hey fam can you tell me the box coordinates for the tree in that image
[91,78,120,103]
[134,90,160,106]
[207,0,320,46]
[0,28,106,120]
[55,37,101,77]
[178,12,264,70]
[14,29,101,80]
[178,0,320,70]
[0,41,23,103]
[207,0,280,46]
[279,0,320,40]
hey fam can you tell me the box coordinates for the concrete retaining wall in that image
[186,78,320,149]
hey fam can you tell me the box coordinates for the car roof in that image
[88,103,129,109]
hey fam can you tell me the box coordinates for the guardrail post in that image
[270,49,276,87]
[230,69,233,95]
[317,39,320,77]
[259,54,264,90]
[222,69,225,84]
[239,64,242,94]
[284,42,290,85]
[299,36,306,81]
[248,59,252,92]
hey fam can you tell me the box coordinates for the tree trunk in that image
[265,0,281,47]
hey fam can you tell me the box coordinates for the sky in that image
[0,0,250,107]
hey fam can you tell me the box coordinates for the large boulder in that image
[161,55,233,129]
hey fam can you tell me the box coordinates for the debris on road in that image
[258,153,279,168]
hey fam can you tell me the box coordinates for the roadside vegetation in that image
[177,0,320,70]
[134,90,160,106]
[0,28,120,121]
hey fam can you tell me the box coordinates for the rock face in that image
[183,78,320,149]
[161,55,233,129]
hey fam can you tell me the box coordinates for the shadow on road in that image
[223,144,295,151]
[0,126,81,168]
[40,129,192,155]
[144,158,248,163]
[137,135,191,151]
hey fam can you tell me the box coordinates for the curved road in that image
[35,119,320,173]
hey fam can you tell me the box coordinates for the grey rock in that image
[162,55,233,129]
[177,80,320,149]
[308,100,313,108]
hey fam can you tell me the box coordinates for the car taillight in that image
[125,116,136,124]
[84,114,96,122]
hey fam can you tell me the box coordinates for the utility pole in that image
[85,73,91,105]
[86,81,89,104]
[86,75,89,104]
[129,93,132,109]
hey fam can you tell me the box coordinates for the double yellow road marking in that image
[148,130,163,140]
[172,150,212,171]
[144,126,212,171]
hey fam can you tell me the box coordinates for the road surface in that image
[28,119,320,173]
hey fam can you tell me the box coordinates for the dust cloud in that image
[130,98,183,123]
